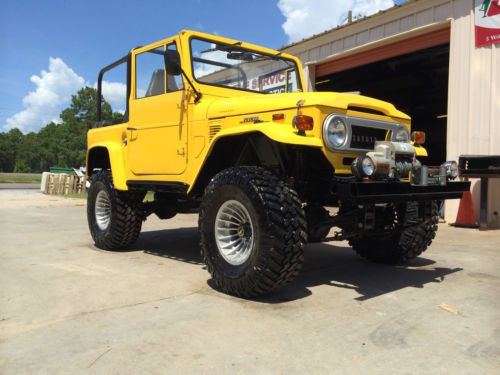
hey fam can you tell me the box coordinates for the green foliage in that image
[0,87,119,173]
[0,128,23,171]
[0,173,41,183]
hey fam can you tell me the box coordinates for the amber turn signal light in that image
[272,113,285,121]
[294,115,314,131]
[411,131,426,145]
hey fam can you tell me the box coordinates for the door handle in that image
[127,127,138,141]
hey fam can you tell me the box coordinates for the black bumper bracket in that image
[335,181,470,204]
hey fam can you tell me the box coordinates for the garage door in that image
[316,27,451,78]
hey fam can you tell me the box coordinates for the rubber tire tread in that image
[87,170,144,250]
[349,201,439,263]
[199,166,307,298]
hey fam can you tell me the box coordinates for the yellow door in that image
[128,42,186,175]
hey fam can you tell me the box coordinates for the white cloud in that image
[99,80,127,111]
[2,57,133,132]
[193,45,234,78]
[3,57,85,132]
[98,81,146,111]
[278,0,395,43]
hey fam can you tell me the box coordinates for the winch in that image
[351,141,458,186]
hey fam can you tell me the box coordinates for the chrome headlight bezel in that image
[323,114,348,150]
[322,112,409,151]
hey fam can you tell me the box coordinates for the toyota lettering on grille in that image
[350,125,387,149]
[353,135,377,143]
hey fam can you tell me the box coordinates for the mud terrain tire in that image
[349,201,439,263]
[199,166,307,298]
[87,170,144,250]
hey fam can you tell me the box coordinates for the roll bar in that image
[95,54,131,127]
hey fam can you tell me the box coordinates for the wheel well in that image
[190,133,282,196]
[189,132,334,198]
[87,147,111,176]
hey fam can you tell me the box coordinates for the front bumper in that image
[334,180,470,204]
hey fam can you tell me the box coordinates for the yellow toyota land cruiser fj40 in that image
[86,30,469,297]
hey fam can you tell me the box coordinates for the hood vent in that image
[348,106,386,117]
[209,124,221,141]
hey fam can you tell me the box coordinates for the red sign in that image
[475,0,500,47]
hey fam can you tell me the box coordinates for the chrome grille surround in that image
[322,113,408,152]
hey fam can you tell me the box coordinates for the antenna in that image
[347,10,353,23]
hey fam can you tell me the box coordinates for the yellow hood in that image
[206,91,410,120]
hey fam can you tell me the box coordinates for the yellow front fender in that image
[413,144,428,157]
[210,122,323,148]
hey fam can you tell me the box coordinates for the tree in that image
[0,87,118,173]
[60,86,114,126]
[0,128,23,172]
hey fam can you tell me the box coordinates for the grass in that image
[0,173,42,184]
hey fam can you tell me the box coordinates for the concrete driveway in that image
[0,190,499,374]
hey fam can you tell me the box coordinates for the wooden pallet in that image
[43,173,86,195]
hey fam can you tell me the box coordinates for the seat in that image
[145,69,165,97]
[167,74,179,92]
[145,68,179,96]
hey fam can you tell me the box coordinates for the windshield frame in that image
[188,36,303,95]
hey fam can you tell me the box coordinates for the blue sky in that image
[0,0,405,133]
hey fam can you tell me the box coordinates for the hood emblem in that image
[240,116,263,124]
[296,99,305,112]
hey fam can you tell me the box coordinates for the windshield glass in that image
[190,38,302,94]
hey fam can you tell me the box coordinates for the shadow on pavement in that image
[131,227,203,265]
[133,227,463,302]
[256,242,462,303]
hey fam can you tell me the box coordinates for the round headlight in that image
[324,116,347,149]
[361,156,375,176]
[394,127,410,143]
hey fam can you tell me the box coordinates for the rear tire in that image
[349,201,439,263]
[87,170,144,250]
[199,166,306,298]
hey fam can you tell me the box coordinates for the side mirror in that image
[164,50,182,76]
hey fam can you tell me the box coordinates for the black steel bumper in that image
[335,180,470,204]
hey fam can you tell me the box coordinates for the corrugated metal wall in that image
[447,0,499,226]
[283,0,500,227]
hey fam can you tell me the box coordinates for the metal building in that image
[282,0,499,227]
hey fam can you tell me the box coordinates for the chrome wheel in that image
[215,200,254,266]
[95,190,111,231]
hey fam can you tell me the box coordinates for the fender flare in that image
[210,122,323,148]
[87,143,128,191]
[188,123,322,194]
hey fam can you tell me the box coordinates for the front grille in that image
[350,125,387,150]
